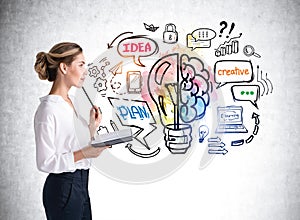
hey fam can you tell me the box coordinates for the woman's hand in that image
[88,106,101,139]
[74,145,110,162]
[81,145,110,159]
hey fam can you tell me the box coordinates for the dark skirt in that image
[43,169,92,220]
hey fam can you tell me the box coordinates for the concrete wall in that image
[0,0,299,219]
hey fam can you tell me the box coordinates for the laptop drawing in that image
[215,106,248,133]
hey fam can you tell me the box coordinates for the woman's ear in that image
[59,62,68,75]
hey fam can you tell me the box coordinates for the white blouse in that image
[34,95,91,173]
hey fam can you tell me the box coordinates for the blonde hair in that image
[34,42,82,82]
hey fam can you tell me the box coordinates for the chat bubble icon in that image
[117,36,159,67]
[231,85,260,109]
[214,60,254,88]
[192,28,216,41]
[186,28,216,50]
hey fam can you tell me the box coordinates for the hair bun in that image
[34,52,48,80]
[34,42,82,82]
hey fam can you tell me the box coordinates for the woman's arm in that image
[74,150,84,162]
[34,120,76,173]
[88,106,101,139]
[74,145,109,162]
[74,106,107,162]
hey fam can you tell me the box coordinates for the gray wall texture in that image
[0,0,299,219]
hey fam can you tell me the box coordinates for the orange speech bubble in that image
[214,60,254,88]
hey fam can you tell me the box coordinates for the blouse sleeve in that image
[34,113,76,173]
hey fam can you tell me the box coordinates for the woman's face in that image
[66,53,87,88]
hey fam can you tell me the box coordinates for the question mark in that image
[219,21,227,37]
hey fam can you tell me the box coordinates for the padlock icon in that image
[163,23,178,44]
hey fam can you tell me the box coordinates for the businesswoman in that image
[34,42,108,220]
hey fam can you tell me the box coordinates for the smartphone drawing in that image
[127,71,142,93]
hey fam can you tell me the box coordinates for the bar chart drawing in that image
[215,33,242,57]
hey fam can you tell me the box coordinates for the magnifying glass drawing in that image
[243,45,261,58]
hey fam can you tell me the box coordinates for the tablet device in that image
[127,71,142,93]
[91,128,133,147]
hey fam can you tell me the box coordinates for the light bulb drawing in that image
[147,53,211,154]
[198,125,209,143]
[71,27,273,183]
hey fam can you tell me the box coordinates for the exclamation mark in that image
[227,23,235,38]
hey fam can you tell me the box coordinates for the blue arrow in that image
[208,137,221,143]
[208,142,225,148]
[208,148,228,155]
